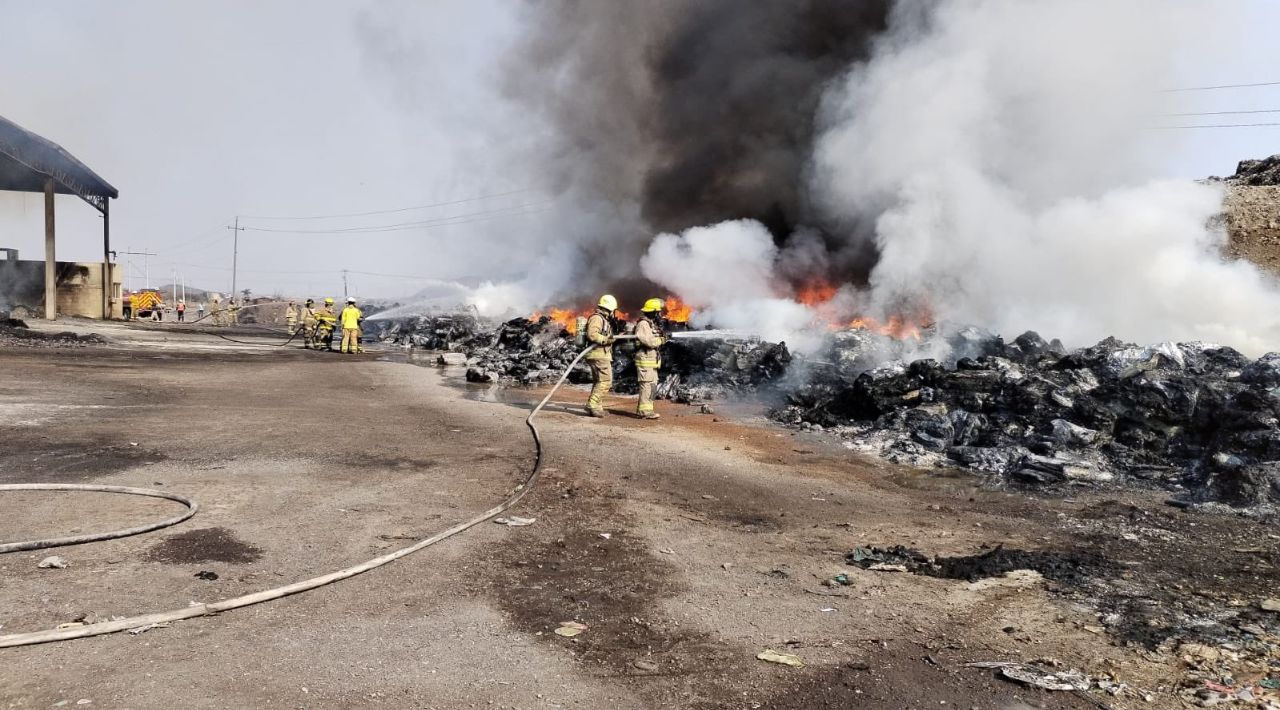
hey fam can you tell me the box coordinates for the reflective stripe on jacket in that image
[634,317,663,370]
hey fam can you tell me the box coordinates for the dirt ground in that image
[1,322,1278,709]
[1225,184,1280,276]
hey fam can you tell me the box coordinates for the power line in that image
[1163,80,1280,92]
[239,202,552,234]
[1161,108,1280,117]
[237,188,534,221]
[1149,122,1280,129]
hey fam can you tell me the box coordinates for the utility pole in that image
[172,269,177,304]
[342,269,348,300]
[228,217,244,301]
[116,250,157,291]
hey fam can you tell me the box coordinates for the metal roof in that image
[0,113,118,213]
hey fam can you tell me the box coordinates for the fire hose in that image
[0,485,197,555]
[0,339,628,648]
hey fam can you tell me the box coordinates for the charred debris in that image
[374,314,1280,509]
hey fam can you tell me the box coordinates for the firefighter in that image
[339,297,363,354]
[635,298,667,420]
[301,298,317,347]
[584,294,618,417]
[313,297,338,350]
[122,292,133,321]
[286,301,298,334]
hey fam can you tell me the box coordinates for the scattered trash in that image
[494,516,537,527]
[757,649,804,668]
[554,621,587,638]
[1260,598,1280,612]
[867,563,908,572]
[194,570,219,581]
[598,533,612,540]
[37,556,68,569]
[633,659,659,672]
[847,660,871,671]
[55,622,86,630]
[127,622,171,635]
[721,562,733,571]
[819,607,837,613]
[699,404,715,415]
[1260,678,1280,690]
[967,662,1090,691]
[658,548,675,554]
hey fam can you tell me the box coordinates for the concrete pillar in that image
[44,178,56,321]
[102,199,111,319]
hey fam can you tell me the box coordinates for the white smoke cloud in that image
[811,0,1280,354]
[640,219,827,350]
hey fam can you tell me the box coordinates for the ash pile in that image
[461,316,588,384]
[624,335,791,403]
[373,312,487,351]
[775,329,1280,508]
[0,312,105,348]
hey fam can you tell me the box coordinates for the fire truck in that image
[130,289,165,319]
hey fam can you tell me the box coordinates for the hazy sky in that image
[0,1,1278,299]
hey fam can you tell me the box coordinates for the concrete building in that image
[0,113,119,320]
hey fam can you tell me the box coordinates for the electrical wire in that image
[238,188,534,221]
[1149,122,1280,129]
[1162,80,1280,92]
[239,202,552,235]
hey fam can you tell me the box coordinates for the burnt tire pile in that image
[774,330,1280,509]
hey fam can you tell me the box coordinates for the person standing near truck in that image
[122,292,133,321]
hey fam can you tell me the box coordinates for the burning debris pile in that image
[775,330,1280,507]
[376,310,792,396]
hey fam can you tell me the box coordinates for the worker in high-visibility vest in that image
[634,298,668,419]
[339,297,363,354]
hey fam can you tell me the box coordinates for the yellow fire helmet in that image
[598,294,618,311]
[324,297,335,305]
[641,298,665,313]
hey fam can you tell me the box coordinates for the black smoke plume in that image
[507,0,895,296]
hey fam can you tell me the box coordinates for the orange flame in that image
[529,307,584,334]
[664,295,693,323]
[845,315,927,341]
[795,280,839,307]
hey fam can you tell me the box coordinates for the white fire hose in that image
[0,343,609,648]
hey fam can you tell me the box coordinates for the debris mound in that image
[775,330,1280,507]
[0,315,105,348]
[1228,154,1280,186]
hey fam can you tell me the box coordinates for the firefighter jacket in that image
[340,305,363,329]
[314,306,337,325]
[634,317,664,371]
[585,308,614,361]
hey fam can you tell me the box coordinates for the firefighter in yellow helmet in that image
[313,297,338,350]
[584,294,618,417]
[340,297,363,354]
[634,298,667,420]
